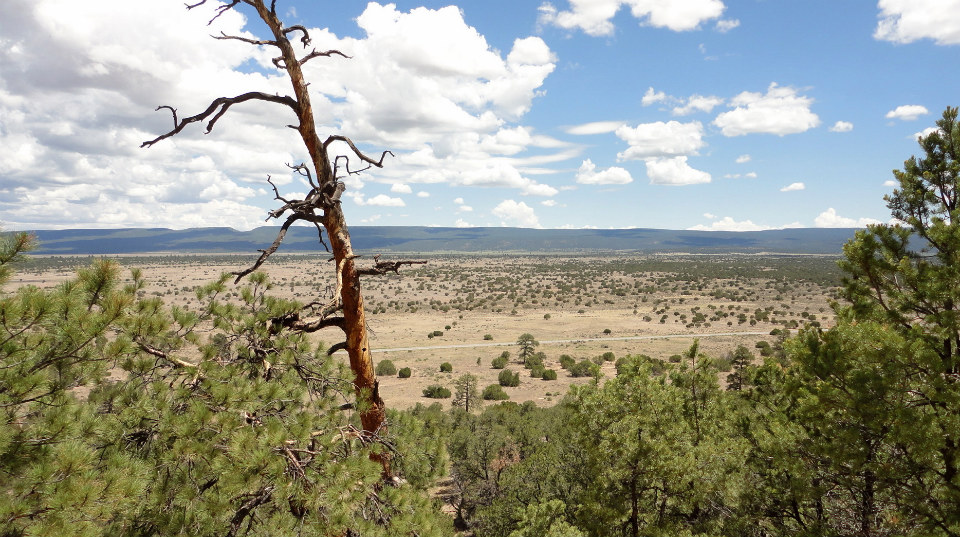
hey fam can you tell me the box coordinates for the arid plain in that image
[10,252,841,408]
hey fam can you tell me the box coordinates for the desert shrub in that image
[569,359,599,378]
[398,367,412,378]
[483,334,493,340]
[492,355,508,369]
[530,365,545,378]
[542,369,558,381]
[440,362,453,373]
[482,384,509,401]
[432,330,444,337]
[601,351,616,362]
[559,354,576,369]
[668,354,682,363]
[499,350,511,360]
[602,328,612,334]
[375,359,397,376]
[422,384,451,398]
[498,369,520,387]
[524,351,545,370]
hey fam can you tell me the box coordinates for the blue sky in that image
[1,0,959,231]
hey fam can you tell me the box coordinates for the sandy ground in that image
[10,253,838,409]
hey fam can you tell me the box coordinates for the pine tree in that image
[838,106,960,534]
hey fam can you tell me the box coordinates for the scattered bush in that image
[440,362,453,373]
[398,367,412,378]
[601,351,616,362]
[542,369,558,381]
[543,313,551,320]
[375,359,397,376]
[524,351,544,370]
[482,384,509,401]
[422,384,451,398]
[668,354,682,363]
[492,355,508,369]
[498,369,520,387]
[483,334,493,340]
[530,365,545,378]
[559,354,576,370]
[432,330,444,337]
[602,328,612,334]
[569,359,600,378]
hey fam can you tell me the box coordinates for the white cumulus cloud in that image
[829,121,854,132]
[780,182,805,192]
[886,105,929,121]
[615,121,705,160]
[735,154,751,164]
[875,0,960,45]
[644,156,711,186]
[814,208,882,228]
[672,94,724,116]
[688,217,769,231]
[713,83,820,136]
[492,199,540,227]
[642,87,668,106]
[391,183,412,193]
[539,0,727,36]
[576,159,634,185]
[715,18,740,32]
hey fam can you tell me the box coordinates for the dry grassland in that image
[11,252,841,409]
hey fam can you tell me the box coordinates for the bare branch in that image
[156,105,178,130]
[282,24,312,47]
[327,341,348,356]
[324,135,394,169]
[270,312,345,334]
[299,49,350,66]
[185,0,242,26]
[142,92,298,148]
[213,31,277,47]
[357,255,427,276]
[231,214,300,283]
[136,340,199,369]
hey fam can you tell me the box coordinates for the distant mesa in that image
[24,226,857,255]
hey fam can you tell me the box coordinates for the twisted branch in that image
[185,0,242,25]
[142,92,298,148]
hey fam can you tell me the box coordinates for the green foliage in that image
[600,351,615,362]
[482,384,509,401]
[558,354,575,369]
[567,359,599,378]
[523,351,545,370]
[452,374,481,413]
[492,355,508,369]
[376,359,398,375]
[440,362,453,373]
[398,367,412,378]
[833,106,960,534]
[498,369,520,387]
[0,253,451,537]
[422,384,452,399]
[483,334,494,340]
[516,333,538,362]
[541,369,557,381]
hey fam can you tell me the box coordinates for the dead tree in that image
[142,0,422,474]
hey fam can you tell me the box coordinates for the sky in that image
[1,0,959,231]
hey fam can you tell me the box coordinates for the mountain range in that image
[20,226,859,255]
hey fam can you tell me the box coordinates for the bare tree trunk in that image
[141,0,421,476]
